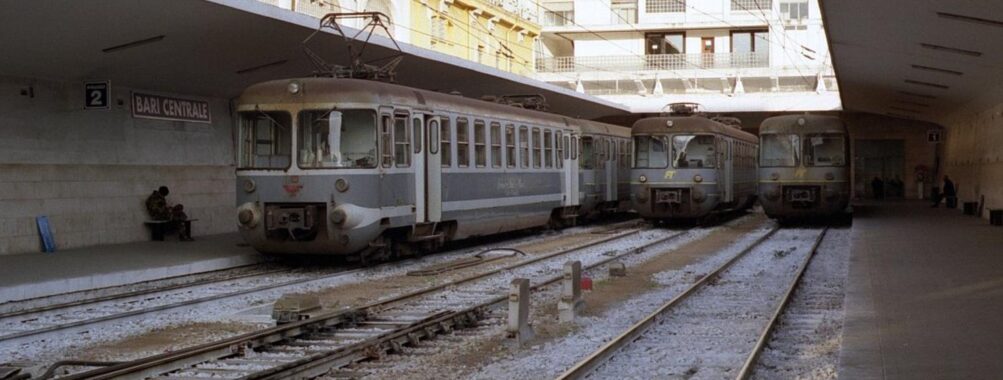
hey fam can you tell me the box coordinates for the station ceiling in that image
[0,0,628,120]
[821,0,1003,124]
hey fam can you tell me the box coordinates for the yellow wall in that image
[409,0,539,76]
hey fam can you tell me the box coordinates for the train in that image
[233,77,632,261]
[629,104,759,222]
[757,114,851,220]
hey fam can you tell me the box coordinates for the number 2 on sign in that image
[663,170,675,179]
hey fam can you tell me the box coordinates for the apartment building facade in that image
[534,0,839,112]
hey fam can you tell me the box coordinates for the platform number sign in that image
[928,130,942,144]
[84,81,110,109]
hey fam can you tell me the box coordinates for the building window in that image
[542,2,573,26]
[611,0,637,24]
[780,0,808,21]
[730,0,771,11]
[646,0,684,14]
[430,16,447,44]
[731,30,769,53]
[645,32,685,55]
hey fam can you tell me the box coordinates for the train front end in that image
[234,79,385,257]
[630,118,721,221]
[758,115,850,220]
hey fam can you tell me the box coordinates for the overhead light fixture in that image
[904,79,950,89]
[236,59,289,75]
[897,90,938,99]
[910,64,963,76]
[920,43,982,57]
[102,35,166,53]
[892,100,931,108]
[937,12,1003,28]
[889,106,922,114]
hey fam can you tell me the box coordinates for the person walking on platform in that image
[942,175,957,209]
[146,186,193,241]
[871,177,885,200]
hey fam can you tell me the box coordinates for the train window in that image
[238,111,292,169]
[544,130,553,168]
[505,125,516,168]
[429,119,439,155]
[394,114,410,167]
[580,137,594,169]
[803,134,846,166]
[760,134,800,167]
[671,134,716,168]
[456,118,470,167]
[296,109,377,169]
[571,136,579,160]
[441,118,451,167]
[491,122,502,168]
[532,128,542,168]
[412,117,423,154]
[634,135,667,168]
[557,131,565,168]
[519,126,529,168]
[562,135,570,160]
[474,120,487,167]
[381,114,393,167]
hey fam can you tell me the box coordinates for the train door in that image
[424,116,442,222]
[411,114,427,222]
[722,138,734,203]
[606,138,616,203]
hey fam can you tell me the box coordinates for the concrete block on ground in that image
[609,261,627,277]
[559,260,584,323]
[507,278,534,346]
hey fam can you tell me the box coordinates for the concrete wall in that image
[941,100,1003,218]
[843,112,941,200]
[0,75,236,255]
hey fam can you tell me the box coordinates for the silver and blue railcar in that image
[630,114,759,221]
[577,121,632,218]
[757,114,850,220]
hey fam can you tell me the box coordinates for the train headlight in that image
[287,81,301,94]
[639,175,647,183]
[693,174,703,183]
[770,172,780,181]
[825,172,835,181]
[330,208,347,225]
[692,189,706,203]
[242,179,256,193]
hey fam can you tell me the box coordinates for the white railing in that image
[536,52,769,73]
[730,0,772,12]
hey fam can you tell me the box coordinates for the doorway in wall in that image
[854,139,905,199]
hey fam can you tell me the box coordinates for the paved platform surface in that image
[0,233,263,303]
[840,200,1003,379]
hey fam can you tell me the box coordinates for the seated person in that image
[146,186,193,241]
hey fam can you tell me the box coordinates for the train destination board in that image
[132,92,212,123]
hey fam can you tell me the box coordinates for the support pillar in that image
[507,278,534,345]
[558,261,584,323]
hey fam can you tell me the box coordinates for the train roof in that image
[237,78,629,133]
[631,116,758,143]
[577,119,632,138]
[759,114,846,134]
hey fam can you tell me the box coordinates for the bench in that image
[144,219,198,241]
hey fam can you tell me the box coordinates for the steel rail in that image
[247,229,693,380]
[62,226,655,380]
[734,227,829,380]
[0,266,290,319]
[555,226,783,380]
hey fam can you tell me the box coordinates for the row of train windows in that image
[382,113,577,170]
[581,137,633,170]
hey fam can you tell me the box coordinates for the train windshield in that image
[803,134,845,167]
[633,135,668,168]
[760,134,800,167]
[238,111,292,169]
[298,109,378,169]
[672,134,716,168]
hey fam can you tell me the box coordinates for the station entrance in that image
[853,139,905,199]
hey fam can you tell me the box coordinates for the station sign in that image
[84,81,110,109]
[927,130,942,144]
[131,92,212,124]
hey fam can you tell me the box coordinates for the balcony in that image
[535,52,769,73]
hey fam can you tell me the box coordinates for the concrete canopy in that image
[0,0,628,120]
[820,0,1003,124]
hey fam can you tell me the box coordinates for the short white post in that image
[507,278,534,345]
[608,261,627,277]
[558,261,584,323]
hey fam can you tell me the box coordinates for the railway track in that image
[557,226,829,380]
[51,225,692,380]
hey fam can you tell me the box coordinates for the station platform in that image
[0,233,263,303]
[840,200,1003,379]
